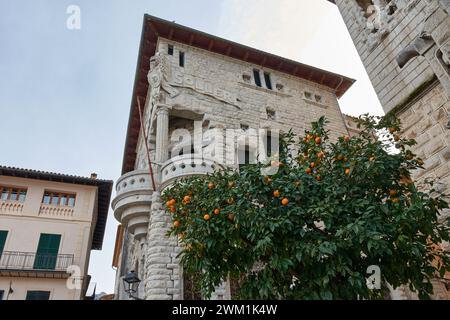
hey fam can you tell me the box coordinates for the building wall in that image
[333,0,450,299]
[334,0,437,114]
[0,176,98,300]
[115,36,354,300]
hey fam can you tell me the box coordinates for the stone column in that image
[144,192,182,300]
[155,105,170,164]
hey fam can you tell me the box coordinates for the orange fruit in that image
[169,206,176,213]
[389,189,397,196]
[392,198,400,204]
[305,167,312,174]
[273,190,281,198]
[389,127,396,134]
[228,213,235,221]
[316,175,321,182]
[281,198,289,206]
[317,151,324,158]
[173,220,180,228]
[183,195,191,203]
[345,168,351,175]
[214,208,220,215]
[344,136,350,142]
[315,137,322,145]
[204,214,211,221]
[310,162,316,168]
[208,182,215,190]
[166,200,172,207]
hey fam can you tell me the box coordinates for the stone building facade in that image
[111,15,355,300]
[329,0,450,299]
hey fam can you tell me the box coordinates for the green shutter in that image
[33,234,61,270]
[0,231,7,258]
[26,291,50,300]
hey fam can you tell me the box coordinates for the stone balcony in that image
[112,170,154,241]
[160,154,224,190]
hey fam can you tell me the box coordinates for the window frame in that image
[25,290,51,300]
[179,51,185,67]
[264,72,273,90]
[253,69,262,87]
[42,191,76,207]
[0,186,27,203]
[168,44,174,56]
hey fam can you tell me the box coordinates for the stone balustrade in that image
[160,154,224,190]
[112,170,154,240]
[0,200,24,214]
[39,204,74,218]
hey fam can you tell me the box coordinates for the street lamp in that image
[122,270,143,300]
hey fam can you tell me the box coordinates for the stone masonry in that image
[112,16,355,300]
[332,0,450,299]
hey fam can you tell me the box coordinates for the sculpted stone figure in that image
[147,52,179,134]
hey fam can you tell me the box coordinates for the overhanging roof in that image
[121,14,355,174]
[0,166,113,250]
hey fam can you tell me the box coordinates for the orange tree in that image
[162,116,449,299]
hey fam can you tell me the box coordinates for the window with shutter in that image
[33,234,61,270]
[0,231,7,259]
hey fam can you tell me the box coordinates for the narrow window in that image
[253,69,262,87]
[315,94,322,103]
[264,72,273,90]
[266,133,273,157]
[305,92,312,100]
[0,290,4,300]
[26,291,51,300]
[179,51,185,67]
[1,187,8,201]
[43,192,51,205]
[68,195,76,207]
[18,190,27,203]
[51,193,59,206]
[34,233,61,270]
[168,44,174,56]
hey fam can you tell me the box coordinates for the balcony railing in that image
[0,251,74,272]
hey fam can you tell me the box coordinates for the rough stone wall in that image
[335,0,436,114]
[127,37,353,300]
[334,0,450,299]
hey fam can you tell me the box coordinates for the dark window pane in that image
[26,291,50,300]
[253,69,262,87]
[0,290,4,300]
[264,72,273,90]
[266,134,272,157]
[179,52,185,67]
[168,44,174,55]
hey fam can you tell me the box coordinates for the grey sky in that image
[0,0,382,293]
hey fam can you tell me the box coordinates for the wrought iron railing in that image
[0,251,74,272]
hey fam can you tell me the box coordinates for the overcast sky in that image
[0,0,383,294]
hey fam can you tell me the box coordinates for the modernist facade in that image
[329,0,450,298]
[112,15,356,300]
[0,166,112,300]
